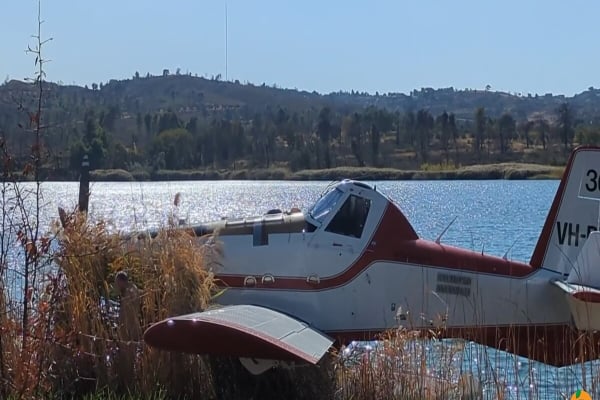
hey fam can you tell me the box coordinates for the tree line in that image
[59,102,583,174]
[0,90,590,178]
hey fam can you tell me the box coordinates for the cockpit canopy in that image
[306,180,375,239]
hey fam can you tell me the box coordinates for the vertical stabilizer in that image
[530,146,600,274]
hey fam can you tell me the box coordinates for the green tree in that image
[100,105,119,132]
[151,128,194,169]
[448,113,459,167]
[403,111,416,148]
[186,117,198,135]
[346,112,365,167]
[437,111,450,163]
[416,109,433,163]
[136,112,143,134]
[316,107,332,168]
[144,114,152,136]
[89,137,107,169]
[111,143,130,169]
[497,113,516,154]
[536,119,550,150]
[474,107,486,154]
[557,102,574,152]
[521,120,534,149]
[158,111,180,133]
[68,140,87,171]
[370,123,380,166]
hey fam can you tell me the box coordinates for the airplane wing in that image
[143,304,334,364]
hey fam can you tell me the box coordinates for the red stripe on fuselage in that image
[216,201,535,291]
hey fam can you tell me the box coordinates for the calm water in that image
[12,179,600,399]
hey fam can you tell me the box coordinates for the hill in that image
[0,74,598,180]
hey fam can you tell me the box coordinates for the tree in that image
[557,102,574,152]
[497,113,516,154]
[521,120,534,149]
[151,128,194,169]
[416,109,433,163]
[111,142,129,169]
[136,113,143,134]
[370,123,380,166]
[395,111,402,147]
[158,111,181,133]
[341,113,365,167]
[404,111,416,148]
[186,117,198,135]
[144,114,152,136]
[474,108,486,154]
[89,137,107,169]
[316,107,332,168]
[536,119,550,150]
[437,111,450,164]
[101,105,120,132]
[448,113,459,166]
[68,140,87,171]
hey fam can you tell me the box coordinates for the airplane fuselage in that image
[213,224,571,339]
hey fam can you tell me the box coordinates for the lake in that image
[10,179,600,399]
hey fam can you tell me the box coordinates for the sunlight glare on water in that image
[35,179,558,263]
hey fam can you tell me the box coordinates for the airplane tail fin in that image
[530,146,600,274]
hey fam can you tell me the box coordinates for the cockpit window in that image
[308,188,344,224]
[325,195,371,238]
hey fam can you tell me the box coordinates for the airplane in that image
[142,145,600,375]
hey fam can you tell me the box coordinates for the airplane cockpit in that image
[305,180,374,239]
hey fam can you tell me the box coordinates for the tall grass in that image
[47,210,221,398]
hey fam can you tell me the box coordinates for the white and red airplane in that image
[143,145,600,374]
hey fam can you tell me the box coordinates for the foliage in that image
[4,70,600,178]
[45,210,220,398]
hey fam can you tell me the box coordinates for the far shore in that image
[26,162,565,183]
[81,162,565,182]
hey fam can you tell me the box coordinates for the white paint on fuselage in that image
[216,252,571,333]
[215,231,364,278]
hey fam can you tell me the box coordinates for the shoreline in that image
[87,162,564,182]
[24,162,564,182]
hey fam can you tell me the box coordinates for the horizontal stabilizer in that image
[553,280,600,331]
[566,231,600,288]
[143,305,334,364]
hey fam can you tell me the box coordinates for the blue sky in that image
[1,1,599,96]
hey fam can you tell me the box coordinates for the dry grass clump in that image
[40,208,220,399]
[335,329,482,400]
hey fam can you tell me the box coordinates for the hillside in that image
[0,74,598,180]
[3,74,597,121]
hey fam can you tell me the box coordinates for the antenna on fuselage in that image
[502,235,520,260]
[435,215,457,245]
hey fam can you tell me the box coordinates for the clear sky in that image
[1,0,599,96]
